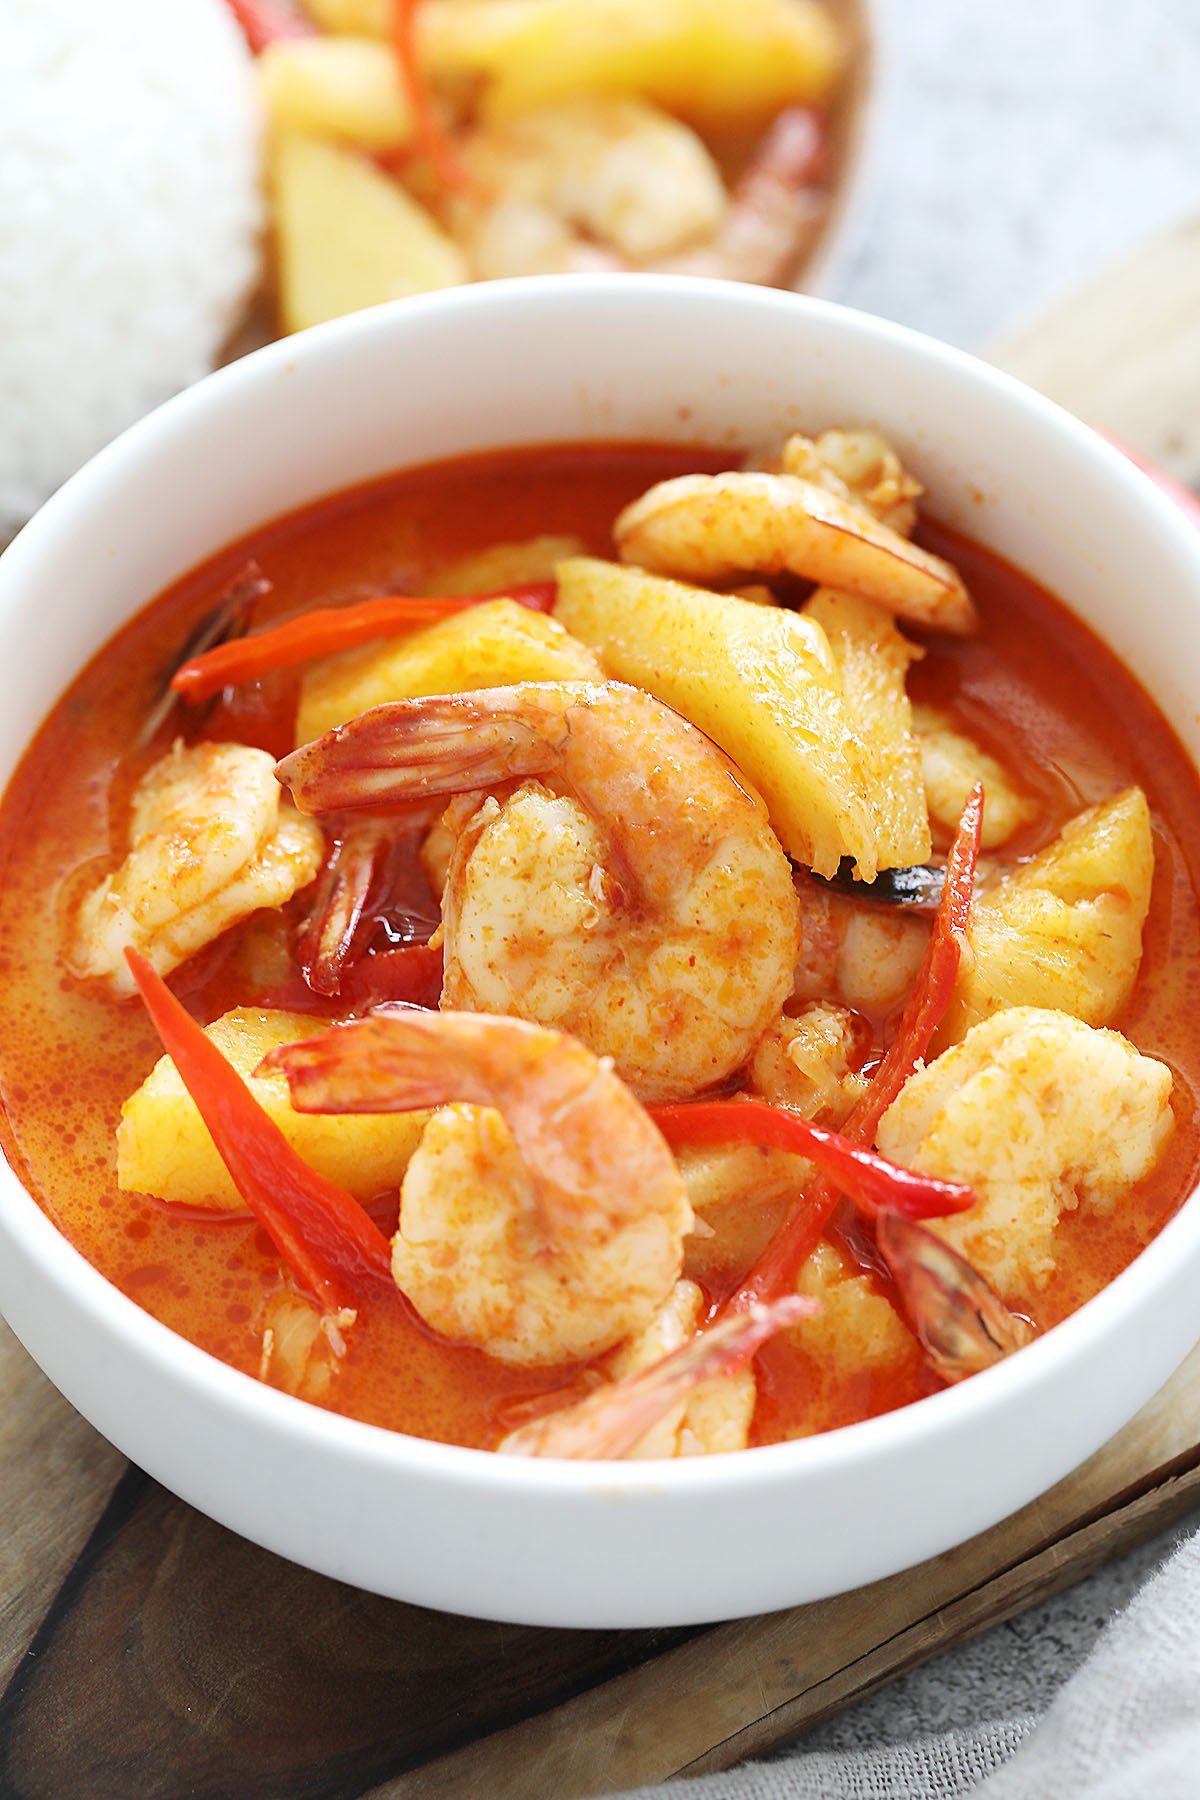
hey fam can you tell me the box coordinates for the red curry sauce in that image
[1,443,1199,1450]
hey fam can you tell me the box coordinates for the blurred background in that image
[845,0,1200,345]
[3,0,1198,539]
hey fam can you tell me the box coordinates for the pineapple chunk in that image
[260,37,414,149]
[805,589,930,870]
[303,0,846,134]
[270,132,467,333]
[118,1008,428,1212]
[941,788,1154,1044]
[302,0,391,32]
[554,556,877,878]
[296,596,602,743]
[911,703,1037,849]
[424,534,585,596]
[436,0,843,136]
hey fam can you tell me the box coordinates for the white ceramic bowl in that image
[2,278,1199,1630]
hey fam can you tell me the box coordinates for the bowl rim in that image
[3,272,1200,1504]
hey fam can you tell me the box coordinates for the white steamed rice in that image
[0,0,263,535]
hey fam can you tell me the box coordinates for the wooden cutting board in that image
[4,220,1200,1800]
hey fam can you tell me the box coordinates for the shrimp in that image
[604,1280,757,1458]
[791,877,930,1017]
[677,1004,865,1286]
[447,96,727,277]
[793,1239,921,1381]
[911,704,1037,849]
[278,681,800,1102]
[265,1007,694,1366]
[497,1295,814,1458]
[655,107,827,288]
[780,430,923,538]
[876,1007,1175,1306]
[614,471,977,636]
[874,1212,1035,1384]
[748,1002,867,1123]
[68,741,324,996]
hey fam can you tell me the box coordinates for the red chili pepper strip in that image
[651,1102,974,1221]
[125,949,393,1312]
[223,0,314,54]
[1099,433,1200,530]
[392,0,472,194]
[170,581,557,703]
[848,781,984,1142]
[723,784,985,1314]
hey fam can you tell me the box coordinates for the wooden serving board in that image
[4,220,1200,1800]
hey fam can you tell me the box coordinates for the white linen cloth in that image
[612,0,1200,1792]
[609,1516,1200,1799]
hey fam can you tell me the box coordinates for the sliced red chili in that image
[391,0,472,193]
[126,949,393,1312]
[223,0,314,54]
[723,784,985,1314]
[650,1100,975,1221]
[171,581,557,703]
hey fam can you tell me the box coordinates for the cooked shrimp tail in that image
[875,1208,1036,1383]
[656,107,826,287]
[280,685,571,810]
[266,1006,678,1226]
[264,1008,695,1365]
[297,818,440,997]
[498,1296,816,1459]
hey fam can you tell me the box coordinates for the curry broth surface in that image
[1,444,1199,1450]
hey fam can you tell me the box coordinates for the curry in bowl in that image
[1,429,1196,1459]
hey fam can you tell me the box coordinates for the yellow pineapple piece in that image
[303,0,845,137]
[296,596,602,743]
[424,534,585,596]
[259,37,414,150]
[118,1008,427,1211]
[805,588,930,870]
[941,788,1154,1043]
[554,556,878,878]
[270,131,467,333]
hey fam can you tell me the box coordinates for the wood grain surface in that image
[3,218,1200,1800]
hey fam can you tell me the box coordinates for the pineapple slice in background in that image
[259,35,415,150]
[302,0,845,137]
[270,131,467,332]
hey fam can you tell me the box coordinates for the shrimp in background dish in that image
[278,680,800,1102]
[265,1008,693,1367]
[447,95,728,277]
[650,106,829,287]
[68,741,324,996]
